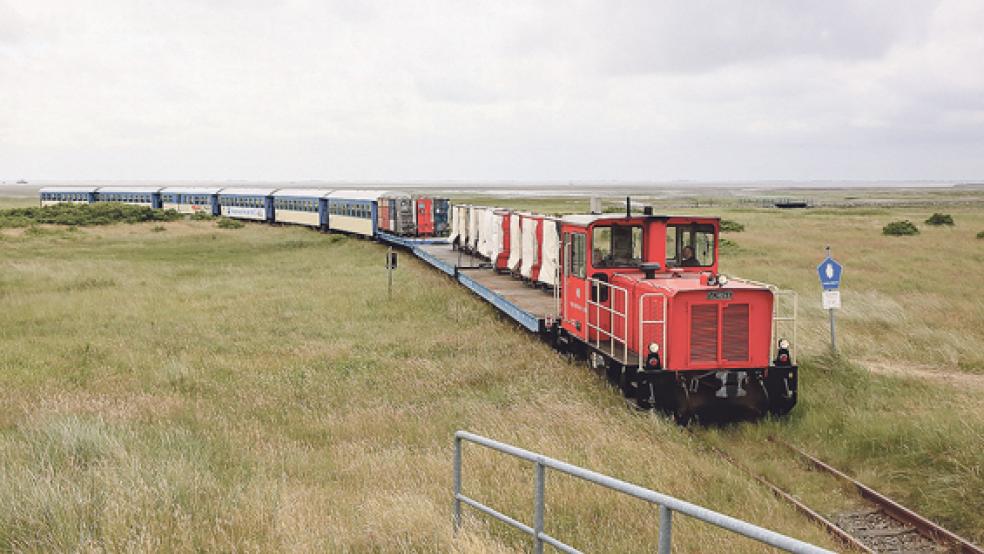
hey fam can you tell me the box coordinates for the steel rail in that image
[773,439,984,554]
[692,433,873,553]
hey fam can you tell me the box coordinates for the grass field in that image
[2,191,982,550]
[0,215,840,552]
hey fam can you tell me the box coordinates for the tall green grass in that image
[0,221,839,552]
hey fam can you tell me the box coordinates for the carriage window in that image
[591,225,643,268]
[568,233,586,278]
[666,223,716,268]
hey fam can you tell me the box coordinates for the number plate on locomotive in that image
[707,290,733,300]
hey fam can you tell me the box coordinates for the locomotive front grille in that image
[690,304,719,363]
[690,302,750,364]
[722,303,750,361]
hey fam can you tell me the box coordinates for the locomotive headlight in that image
[717,274,729,286]
[648,343,660,353]
[778,338,790,349]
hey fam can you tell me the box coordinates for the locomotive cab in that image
[558,214,797,423]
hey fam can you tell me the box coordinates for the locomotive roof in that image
[160,186,223,194]
[39,186,100,193]
[218,187,278,196]
[560,214,720,225]
[272,188,333,198]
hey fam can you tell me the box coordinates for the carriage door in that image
[562,231,588,339]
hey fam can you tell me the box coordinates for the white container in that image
[507,212,522,272]
[537,217,561,287]
[520,214,537,279]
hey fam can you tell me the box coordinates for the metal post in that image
[453,436,462,531]
[534,460,545,554]
[828,308,836,352]
[387,246,394,299]
[658,504,673,554]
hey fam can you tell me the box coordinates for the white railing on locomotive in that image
[637,292,668,371]
[771,290,797,364]
[585,276,630,364]
[723,276,798,365]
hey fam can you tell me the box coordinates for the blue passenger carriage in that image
[39,186,98,206]
[326,190,380,237]
[161,187,221,216]
[218,188,275,222]
[272,189,331,228]
[95,186,163,208]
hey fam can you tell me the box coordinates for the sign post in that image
[386,247,398,299]
[816,246,843,352]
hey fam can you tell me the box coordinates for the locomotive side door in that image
[561,230,589,340]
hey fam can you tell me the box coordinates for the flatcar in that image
[161,187,221,216]
[219,188,276,222]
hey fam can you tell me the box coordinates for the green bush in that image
[189,212,216,221]
[882,220,920,236]
[720,219,745,232]
[152,225,167,232]
[977,230,984,239]
[719,237,739,253]
[0,203,181,228]
[925,213,955,226]
[216,218,244,229]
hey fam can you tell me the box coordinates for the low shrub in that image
[719,237,739,253]
[0,203,181,228]
[925,213,955,226]
[189,212,216,221]
[216,218,244,229]
[883,220,919,236]
[977,230,984,239]
[152,225,167,232]
[720,219,745,232]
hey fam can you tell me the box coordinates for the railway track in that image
[691,433,982,553]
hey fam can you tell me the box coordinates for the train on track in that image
[38,187,798,423]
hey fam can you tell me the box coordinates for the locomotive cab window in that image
[567,233,586,278]
[591,225,643,268]
[666,223,716,268]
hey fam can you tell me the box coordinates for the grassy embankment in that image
[457,194,984,543]
[0,211,839,552]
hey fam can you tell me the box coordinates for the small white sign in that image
[822,290,841,310]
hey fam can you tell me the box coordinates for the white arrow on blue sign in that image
[817,257,843,290]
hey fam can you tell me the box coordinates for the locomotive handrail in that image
[637,292,668,371]
[453,430,833,554]
[720,277,798,364]
[586,277,630,363]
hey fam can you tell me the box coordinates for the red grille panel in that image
[722,304,749,361]
[690,304,718,363]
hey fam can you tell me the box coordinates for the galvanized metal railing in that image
[453,431,833,554]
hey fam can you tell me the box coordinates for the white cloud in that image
[0,0,982,181]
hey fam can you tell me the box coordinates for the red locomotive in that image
[554,213,797,423]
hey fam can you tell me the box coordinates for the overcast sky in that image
[1,1,983,182]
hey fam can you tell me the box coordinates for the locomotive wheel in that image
[672,385,694,426]
[619,366,641,399]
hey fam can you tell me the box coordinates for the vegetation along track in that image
[689,432,982,553]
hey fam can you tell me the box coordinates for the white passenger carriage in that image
[273,189,331,228]
[95,186,163,208]
[160,187,221,215]
[219,188,276,222]
[39,186,99,206]
[326,190,380,237]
